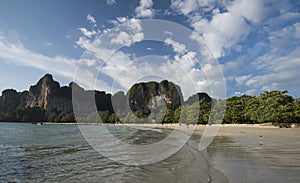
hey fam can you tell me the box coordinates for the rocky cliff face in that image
[185,92,212,105]
[26,74,73,115]
[71,82,113,117]
[0,74,116,121]
[0,73,211,122]
[127,80,183,115]
[0,89,20,113]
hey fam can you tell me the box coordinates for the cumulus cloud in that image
[170,0,214,15]
[87,14,97,27]
[110,18,144,47]
[192,12,250,58]
[101,53,223,99]
[164,38,186,54]
[111,31,144,47]
[189,6,252,58]
[227,0,265,24]
[74,15,227,98]
[171,0,273,59]
[135,0,154,18]
[78,27,97,38]
[76,29,225,98]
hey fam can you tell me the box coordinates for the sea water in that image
[0,122,225,182]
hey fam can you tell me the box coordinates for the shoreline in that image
[40,122,295,129]
[2,121,299,130]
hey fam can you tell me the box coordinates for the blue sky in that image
[0,0,299,99]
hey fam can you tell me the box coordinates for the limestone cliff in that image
[26,74,73,115]
[185,92,212,105]
[0,73,211,122]
[0,89,20,113]
[127,80,183,115]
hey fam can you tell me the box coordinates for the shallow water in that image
[0,122,226,182]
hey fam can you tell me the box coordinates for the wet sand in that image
[125,124,300,182]
[207,126,300,182]
[41,122,300,182]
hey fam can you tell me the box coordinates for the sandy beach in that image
[115,123,300,182]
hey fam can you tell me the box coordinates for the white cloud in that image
[170,0,299,96]
[235,75,252,85]
[116,17,127,23]
[87,14,97,27]
[228,0,265,24]
[78,59,97,66]
[135,0,154,18]
[234,91,241,95]
[164,30,174,36]
[267,23,300,56]
[110,18,144,47]
[164,38,186,54]
[147,47,153,51]
[190,11,251,58]
[171,0,197,15]
[239,47,300,92]
[0,35,75,82]
[176,0,270,59]
[0,33,113,92]
[102,54,208,99]
[111,31,132,47]
[174,51,196,70]
[78,35,225,99]
[78,27,96,38]
[170,0,214,15]
[74,17,226,99]
[45,42,53,46]
[106,0,116,5]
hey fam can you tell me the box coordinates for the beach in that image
[114,123,300,182]
[1,122,300,182]
[62,122,300,182]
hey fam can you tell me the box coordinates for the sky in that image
[0,0,299,99]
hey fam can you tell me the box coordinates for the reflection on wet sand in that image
[207,127,300,183]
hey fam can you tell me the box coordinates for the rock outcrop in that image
[0,74,114,121]
[0,73,211,122]
[127,80,183,115]
[71,82,113,116]
[185,92,212,105]
[0,89,20,113]
[26,74,73,115]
